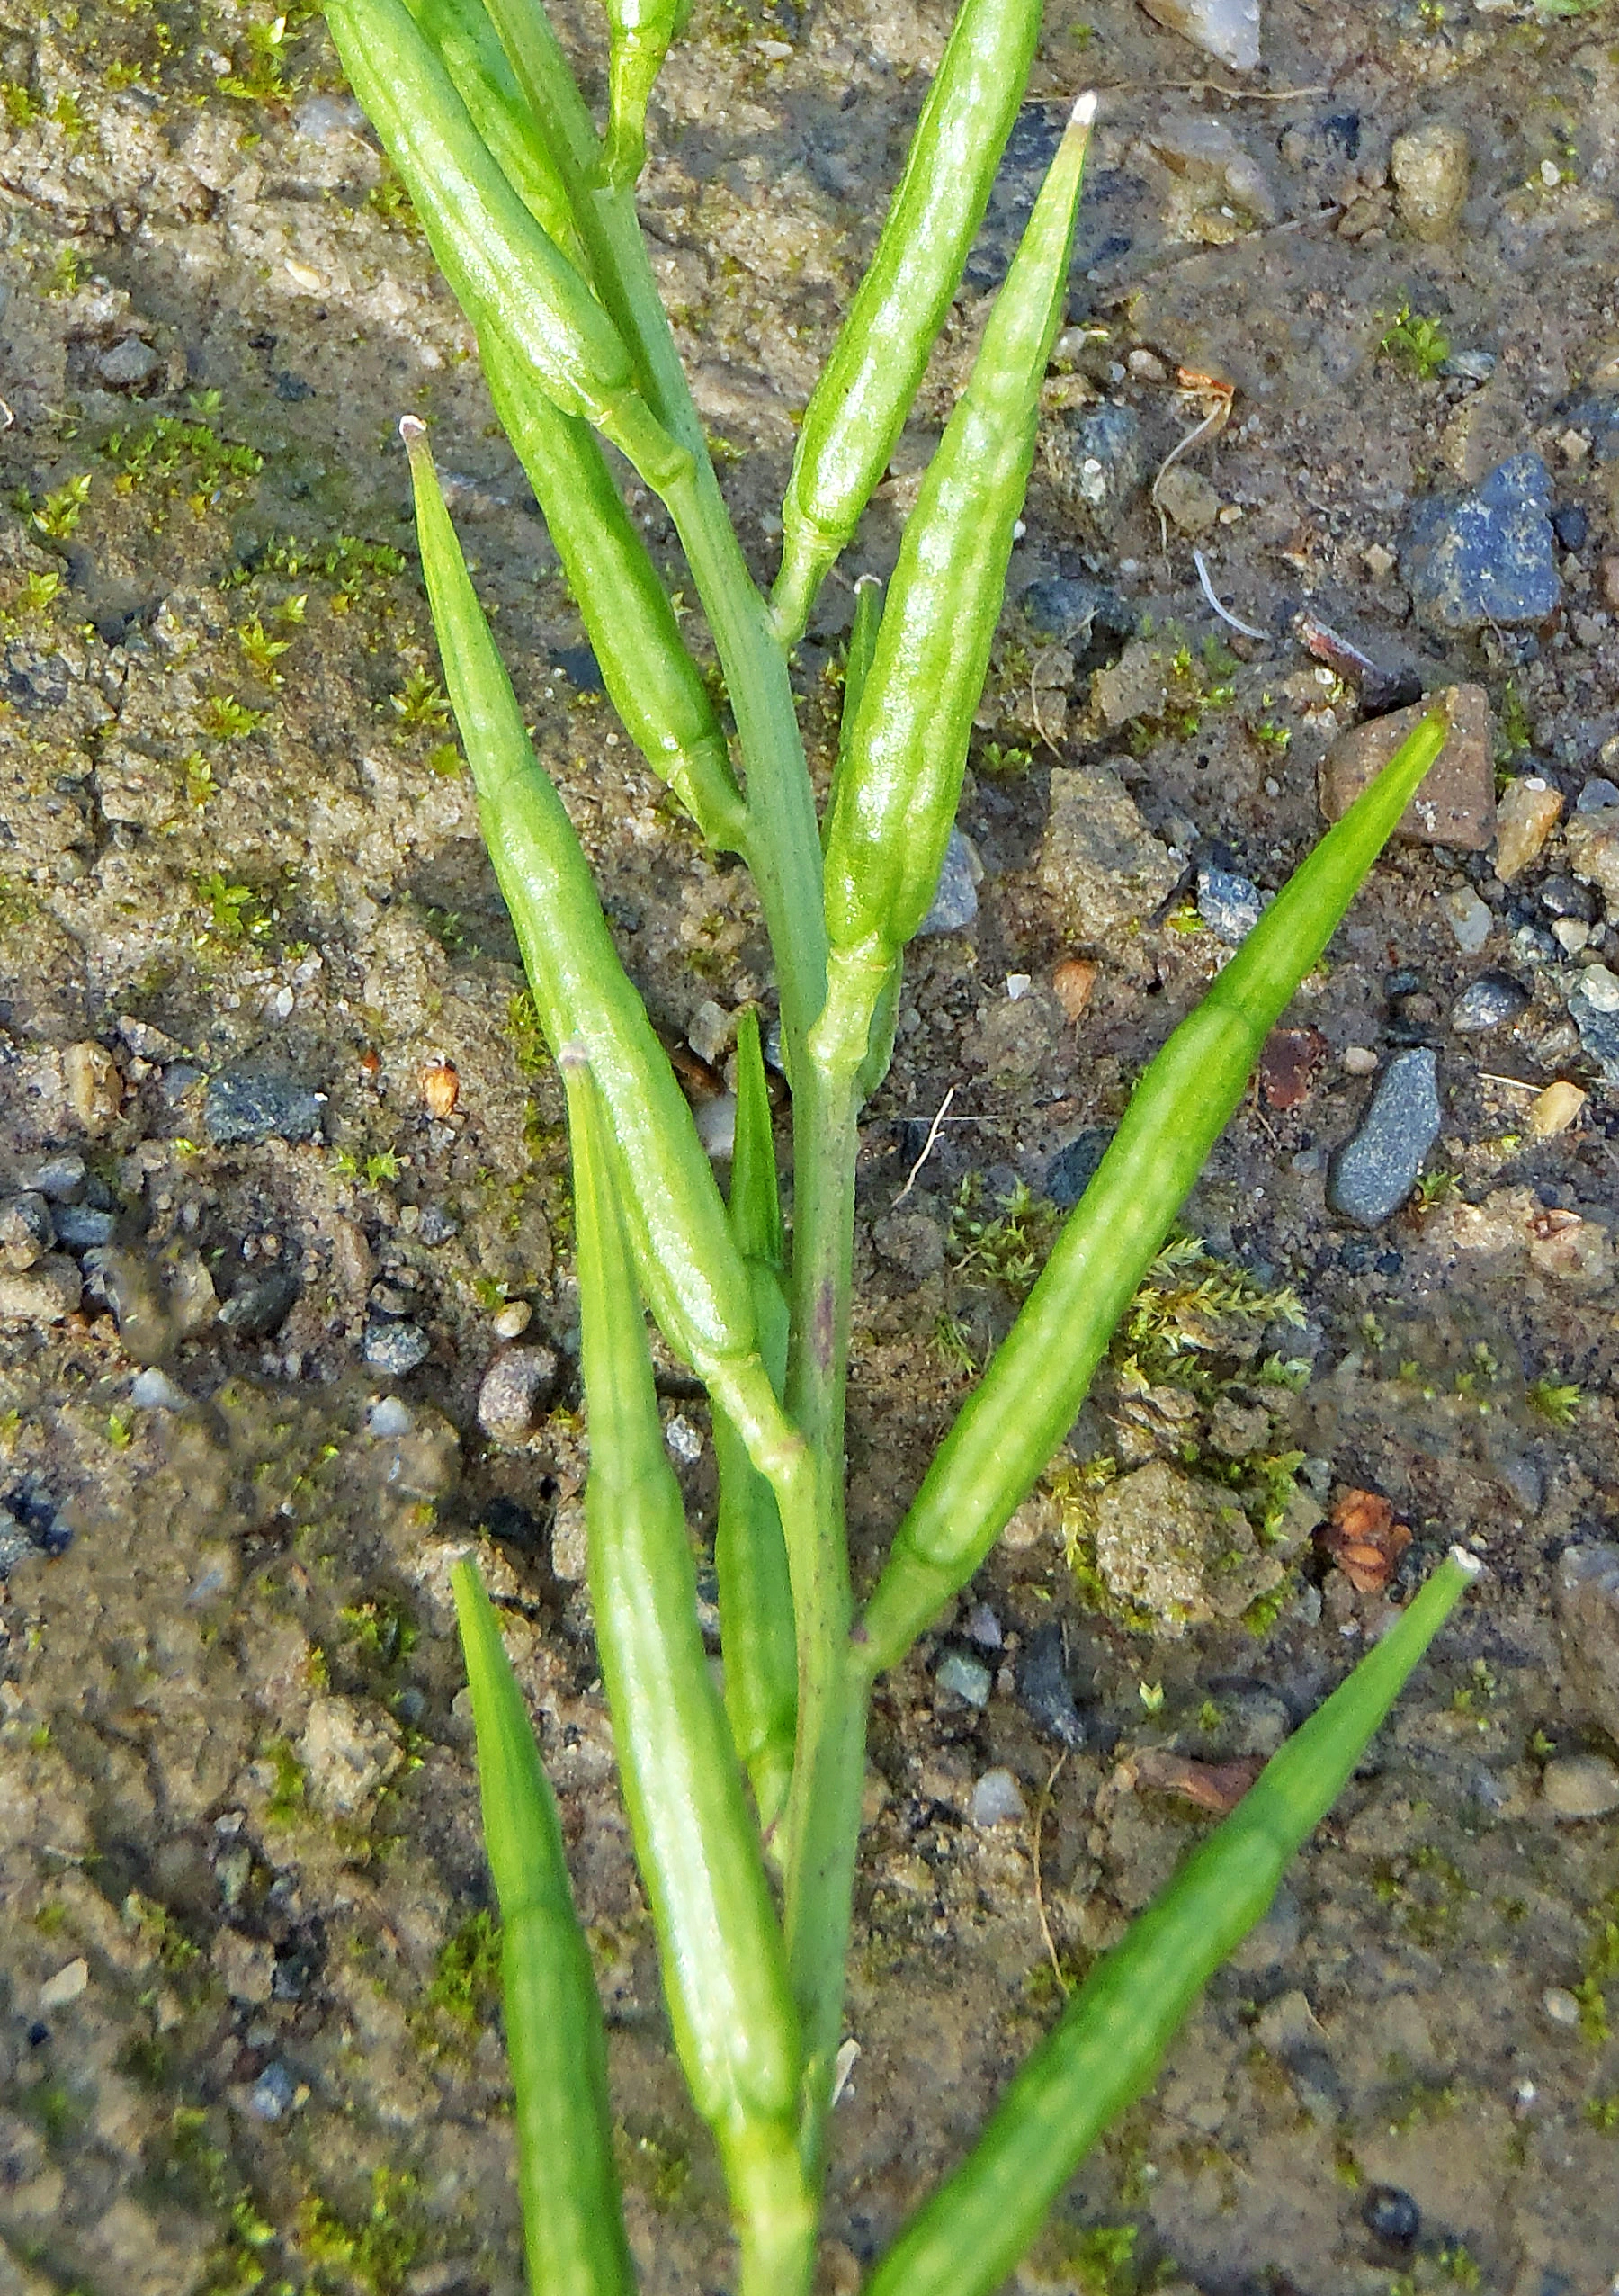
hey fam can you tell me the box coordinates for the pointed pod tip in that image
[1070,89,1098,130]
[1447,1544,1485,1579]
[398,414,427,448]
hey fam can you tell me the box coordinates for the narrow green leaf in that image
[326,0,686,486]
[863,1550,1481,2296]
[562,1052,815,2284]
[451,1558,635,2296]
[859,705,1451,1674]
[772,0,1046,641]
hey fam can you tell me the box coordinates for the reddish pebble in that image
[1259,1027,1328,1110]
[1052,956,1099,1021]
[420,1061,460,1117]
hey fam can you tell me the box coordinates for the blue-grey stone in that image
[416,1205,459,1246]
[1404,455,1561,634]
[363,1319,431,1376]
[917,827,979,937]
[1021,577,1133,648]
[1450,972,1531,1033]
[935,1648,993,1709]
[1512,922,1558,968]
[247,2062,297,2122]
[1579,777,1619,813]
[130,1368,188,1411]
[1051,401,1144,535]
[1540,874,1597,922]
[1570,396,1619,462]
[1015,1620,1086,1746]
[0,1506,33,1580]
[1045,1126,1114,1209]
[219,1269,300,1338]
[1197,865,1262,944]
[205,1068,323,1146]
[19,1152,85,1201]
[1569,983,1619,1081]
[1327,1048,1442,1227]
[51,1205,115,1250]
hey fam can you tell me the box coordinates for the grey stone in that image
[130,1368,189,1411]
[0,1194,53,1271]
[970,1768,1026,1825]
[1327,1048,1441,1226]
[205,1067,323,1146]
[1442,887,1492,954]
[1542,1753,1619,1819]
[362,1319,431,1376]
[97,335,159,389]
[1050,402,1144,535]
[935,1649,993,1708]
[219,1269,300,1339]
[1564,807,1619,909]
[1094,1459,1287,1634]
[1021,577,1132,649]
[1137,0,1259,73]
[1391,121,1471,239]
[51,1205,115,1250]
[19,1152,85,1201]
[1567,982,1619,1081]
[1578,776,1619,812]
[0,1255,82,1323]
[1540,874,1597,922]
[477,1343,559,1442]
[917,826,980,937]
[1554,1543,1619,1747]
[1154,465,1221,534]
[1404,456,1561,634]
[687,1000,735,1068]
[1015,1620,1086,1746]
[1039,765,1181,943]
[0,1506,35,1579]
[1197,865,1262,943]
[1450,973,1530,1032]
[1045,1126,1114,1209]
[247,2062,297,2122]
[298,1695,404,1817]
[367,1395,413,1436]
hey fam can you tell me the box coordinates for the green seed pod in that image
[326,0,686,487]
[563,1050,812,2270]
[820,94,1096,1046]
[452,1559,635,2296]
[772,0,1043,643]
[399,0,587,269]
[603,0,693,186]
[480,329,746,851]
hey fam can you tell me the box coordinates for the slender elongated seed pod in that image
[563,1054,814,2283]
[823,573,882,852]
[399,417,755,1384]
[773,0,1045,643]
[603,0,693,185]
[714,1011,797,1836]
[818,96,1096,1070]
[858,708,1451,1674]
[451,1559,635,2296]
[326,0,685,487]
[863,1551,1482,2296]
[399,0,586,267]
[480,330,746,851]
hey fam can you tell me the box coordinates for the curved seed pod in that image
[399,0,586,268]
[452,1560,635,2296]
[771,0,1043,643]
[563,1053,814,2283]
[865,1551,1481,2296]
[326,0,686,487]
[858,708,1450,1676]
[603,0,693,185]
[480,329,746,851]
[401,416,753,1379]
[715,1011,797,1836]
[819,96,1096,1067]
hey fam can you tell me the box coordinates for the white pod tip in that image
[1071,89,1098,130]
[1447,1543,1485,1579]
[398,414,427,447]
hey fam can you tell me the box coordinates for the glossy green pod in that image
[480,330,746,851]
[603,0,693,184]
[858,707,1451,1675]
[326,0,685,486]
[451,1559,635,2296]
[564,1053,815,2290]
[820,94,1095,1061]
[772,0,1044,643]
[863,1551,1481,2296]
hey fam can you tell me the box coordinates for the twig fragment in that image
[894,1085,957,1205]
[1193,549,1266,641]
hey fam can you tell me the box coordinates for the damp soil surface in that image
[3,0,1619,2290]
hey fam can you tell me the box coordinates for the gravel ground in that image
[3,0,1619,2289]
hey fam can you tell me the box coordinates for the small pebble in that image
[935,1649,993,1709]
[247,2062,298,2123]
[39,1959,88,2011]
[1052,956,1098,1020]
[130,1368,189,1412]
[917,827,981,937]
[1494,777,1564,883]
[419,1061,460,1118]
[970,1768,1027,1827]
[1045,1127,1114,1211]
[362,1320,431,1376]
[64,1041,123,1134]
[1197,865,1262,943]
[1342,1045,1380,1075]
[665,1413,703,1465]
[1578,776,1619,812]
[1362,2186,1421,2249]
[695,1093,738,1161]
[367,1396,414,1437]
[21,1152,85,1201]
[1450,973,1531,1033]
[205,1068,323,1147]
[0,1194,53,1272]
[1015,1620,1086,1746]
[492,1300,532,1340]
[1442,886,1492,955]
[477,1344,559,1443]
[1327,1047,1441,1227]
[1529,1080,1585,1137]
[1543,1985,1582,2027]
[220,1269,300,1339]
[1578,963,1619,1013]
[52,1205,115,1250]
[687,1000,736,1068]
[417,1205,458,1246]
[963,1601,1002,1649]
[1552,919,1590,955]
[1540,874,1597,922]
[1542,1752,1619,1819]
[1006,973,1032,1000]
